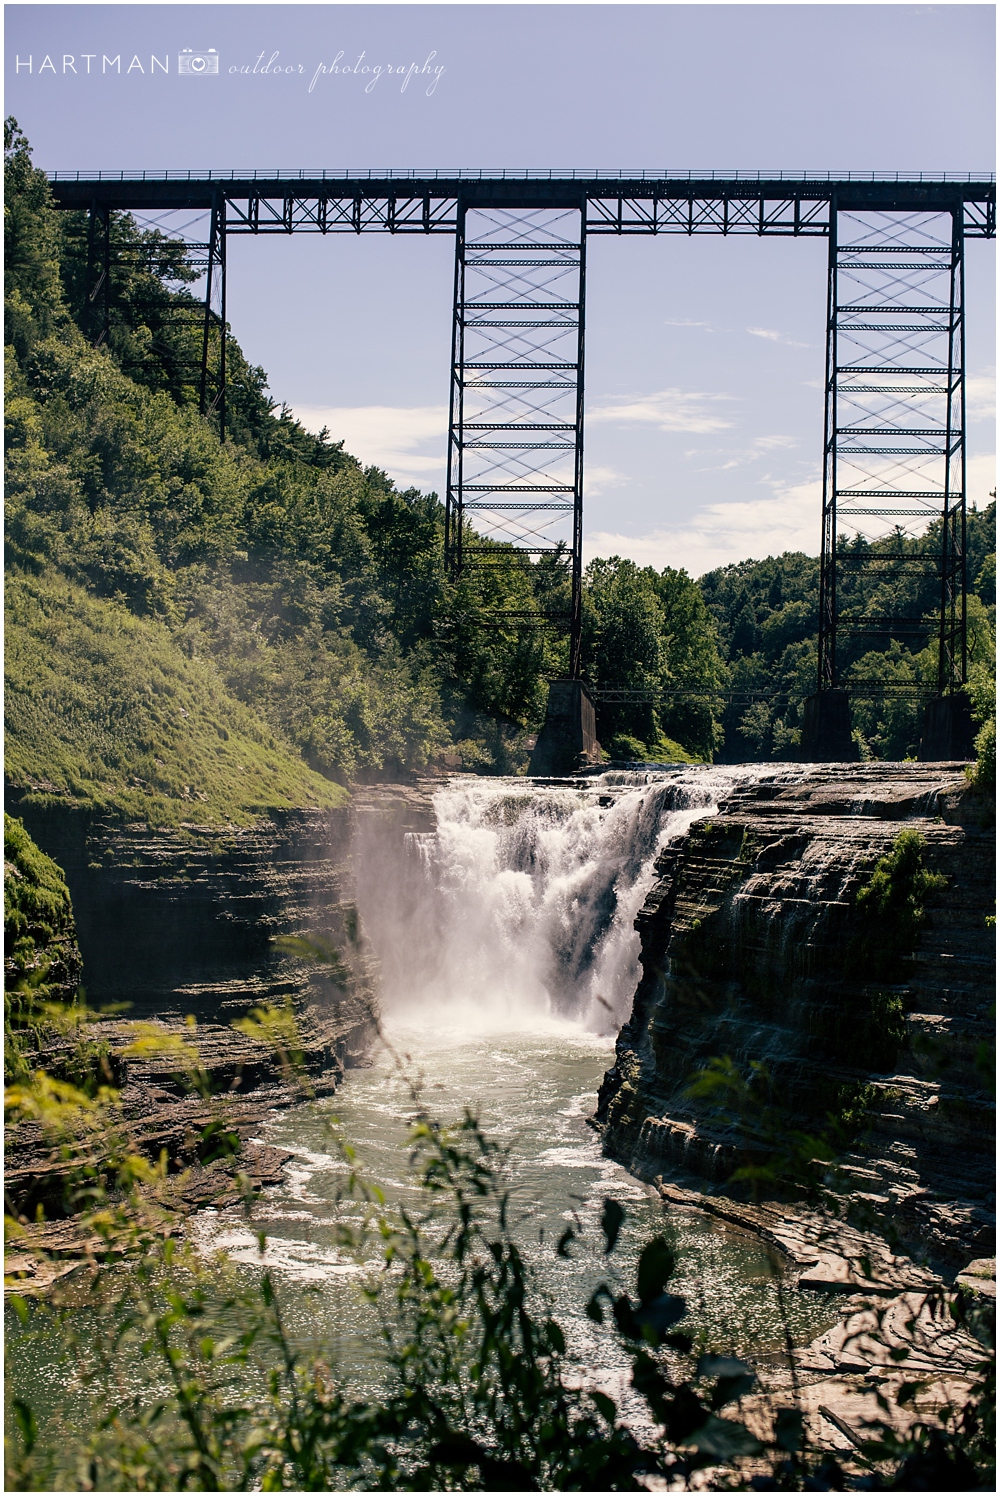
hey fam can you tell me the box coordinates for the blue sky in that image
[6,2,996,575]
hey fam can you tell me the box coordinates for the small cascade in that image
[354,765,805,1035]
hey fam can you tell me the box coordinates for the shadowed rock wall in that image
[7,797,378,1061]
[596,763,995,1271]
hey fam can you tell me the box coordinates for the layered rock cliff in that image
[4,800,382,1267]
[596,763,995,1272]
[7,798,377,1060]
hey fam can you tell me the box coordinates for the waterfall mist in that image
[353,767,777,1037]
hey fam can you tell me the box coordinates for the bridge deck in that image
[46,170,996,234]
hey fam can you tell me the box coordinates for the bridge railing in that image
[46,168,997,185]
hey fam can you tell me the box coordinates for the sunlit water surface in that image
[193,1012,840,1401]
[10,768,843,1433]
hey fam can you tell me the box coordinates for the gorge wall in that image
[596,762,995,1273]
[6,796,379,1070]
[5,797,383,1234]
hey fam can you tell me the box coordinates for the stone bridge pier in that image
[529,679,602,776]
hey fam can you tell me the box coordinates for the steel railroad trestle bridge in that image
[48,169,996,758]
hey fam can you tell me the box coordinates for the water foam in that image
[357,765,788,1035]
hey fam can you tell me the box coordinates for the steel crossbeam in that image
[818,207,968,699]
[48,170,993,689]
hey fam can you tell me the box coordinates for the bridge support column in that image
[918,695,975,761]
[86,202,111,347]
[444,199,586,671]
[801,690,858,762]
[529,679,601,776]
[814,201,968,745]
[199,194,227,440]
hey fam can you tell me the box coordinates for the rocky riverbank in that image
[4,797,381,1289]
[4,1008,364,1294]
[596,762,995,1274]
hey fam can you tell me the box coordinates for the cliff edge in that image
[596,762,995,1272]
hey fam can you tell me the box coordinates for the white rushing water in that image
[355,764,795,1036]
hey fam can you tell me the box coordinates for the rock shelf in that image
[598,762,995,1272]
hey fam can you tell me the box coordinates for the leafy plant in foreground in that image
[7,1063,997,1492]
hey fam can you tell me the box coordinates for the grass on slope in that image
[650,733,703,764]
[5,569,347,826]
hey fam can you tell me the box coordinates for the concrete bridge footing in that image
[801,691,859,763]
[918,695,976,762]
[529,680,602,776]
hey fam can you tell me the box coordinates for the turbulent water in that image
[12,765,841,1435]
[193,764,838,1377]
[353,765,789,1033]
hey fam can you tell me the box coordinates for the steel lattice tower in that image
[818,206,967,701]
[77,200,227,426]
[444,202,587,676]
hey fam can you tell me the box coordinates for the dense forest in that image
[703,528,995,763]
[5,119,995,822]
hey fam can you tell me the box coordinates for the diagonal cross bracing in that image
[445,204,586,675]
[818,208,966,696]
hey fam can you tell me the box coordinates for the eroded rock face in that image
[5,800,381,1228]
[8,802,378,1050]
[596,763,995,1271]
[4,799,390,1236]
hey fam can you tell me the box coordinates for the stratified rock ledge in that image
[4,1009,375,1293]
[597,762,995,1274]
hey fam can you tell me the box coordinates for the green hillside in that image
[5,569,346,825]
[4,117,729,800]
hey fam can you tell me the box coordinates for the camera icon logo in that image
[178,48,219,75]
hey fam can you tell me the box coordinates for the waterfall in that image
[354,766,791,1036]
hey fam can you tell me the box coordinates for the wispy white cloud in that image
[587,387,735,434]
[585,447,998,578]
[967,370,996,422]
[747,326,810,349]
[584,477,823,577]
[703,433,797,471]
[293,403,447,487]
[968,451,997,504]
[584,465,628,497]
[664,317,715,331]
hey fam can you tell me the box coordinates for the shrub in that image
[854,829,947,975]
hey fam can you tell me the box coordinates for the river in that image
[10,766,842,1448]
[194,765,838,1388]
